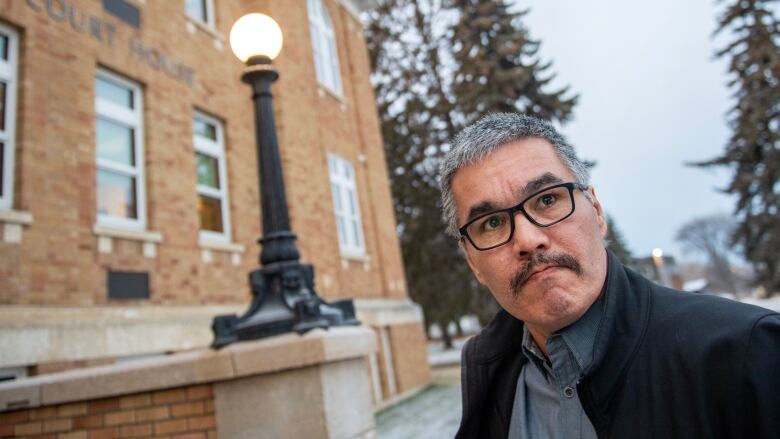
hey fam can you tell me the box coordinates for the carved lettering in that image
[128,37,144,58]
[104,23,116,47]
[25,2,194,87]
[46,0,66,23]
[89,16,101,41]
[68,3,86,32]
[128,38,194,87]
[25,0,43,12]
[180,67,193,86]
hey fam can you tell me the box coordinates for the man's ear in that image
[460,240,487,285]
[588,186,608,239]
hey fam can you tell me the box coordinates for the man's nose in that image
[509,211,550,256]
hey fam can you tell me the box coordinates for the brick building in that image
[0,0,429,407]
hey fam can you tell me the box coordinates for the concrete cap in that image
[0,326,376,412]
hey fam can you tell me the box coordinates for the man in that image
[440,113,780,439]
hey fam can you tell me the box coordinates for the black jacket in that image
[457,251,780,439]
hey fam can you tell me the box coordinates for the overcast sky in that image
[516,0,737,261]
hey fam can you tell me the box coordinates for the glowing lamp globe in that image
[229,13,283,62]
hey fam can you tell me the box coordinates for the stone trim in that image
[1,209,33,243]
[318,83,348,107]
[197,239,245,253]
[340,252,371,263]
[0,209,33,225]
[0,305,245,368]
[92,225,163,243]
[184,14,225,41]
[0,326,376,411]
[354,298,424,327]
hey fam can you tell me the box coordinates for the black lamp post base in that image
[211,261,360,348]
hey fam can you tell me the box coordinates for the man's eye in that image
[480,215,505,232]
[537,194,557,207]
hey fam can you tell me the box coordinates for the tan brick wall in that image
[0,384,217,439]
[0,0,409,306]
[388,322,431,395]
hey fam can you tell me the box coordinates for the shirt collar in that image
[558,285,606,371]
[520,281,607,372]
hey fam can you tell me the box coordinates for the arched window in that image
[307,0,342,94]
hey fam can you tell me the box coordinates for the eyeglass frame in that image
[458,182,590,251]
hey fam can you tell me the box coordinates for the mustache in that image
[510,251,583,297]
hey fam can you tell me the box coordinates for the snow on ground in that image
[427,337,469,367]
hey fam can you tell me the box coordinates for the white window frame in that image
[307,0,343,95]
[0,23,19,211]
[94,69,146,230]
[328,153,365,257]
[193,111,231,243]
[184,0,215,28]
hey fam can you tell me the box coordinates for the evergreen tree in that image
[364,0,577,344]
[450,0,577,123]
[605,214,634,267]
[365,0,476,348]
[696,0,780,294]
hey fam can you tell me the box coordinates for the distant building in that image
[633,254,684,290]
[0,0,429,405]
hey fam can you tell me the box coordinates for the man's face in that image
[451,138,608,335]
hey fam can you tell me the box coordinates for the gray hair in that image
[440,113,590,238]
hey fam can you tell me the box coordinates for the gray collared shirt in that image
[507,293,605,439]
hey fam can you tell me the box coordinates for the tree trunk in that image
[440,321,454,349]
[453,319,464,337]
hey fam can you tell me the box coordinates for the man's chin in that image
[509,285,581,324]
[541,287,577,317]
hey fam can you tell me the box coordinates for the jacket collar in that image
[582,250,652,431]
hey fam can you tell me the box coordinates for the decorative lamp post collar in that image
[210,13,359,348]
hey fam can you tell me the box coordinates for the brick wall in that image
[0,384,217,439]
[388,322,431,395]
[0,0,409,305]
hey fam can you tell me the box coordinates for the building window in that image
[184,0,215,28]
[95,70,146,230]
[328,153,364,256]
[193,111,231,242]
[0,24,18,211]
[307,0,342,95]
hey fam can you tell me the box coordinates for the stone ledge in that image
[0,326,376,411]
[354,299,424,327]
[92,225,163,243]
[0,209,33,225]
[198,239,245,253]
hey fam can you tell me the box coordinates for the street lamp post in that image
[211,13,358,348]
[651,247,671,287]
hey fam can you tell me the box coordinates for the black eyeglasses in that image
[459,182,589,251]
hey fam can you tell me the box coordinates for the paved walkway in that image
[376,383,461,439]
[377,342,464,439]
